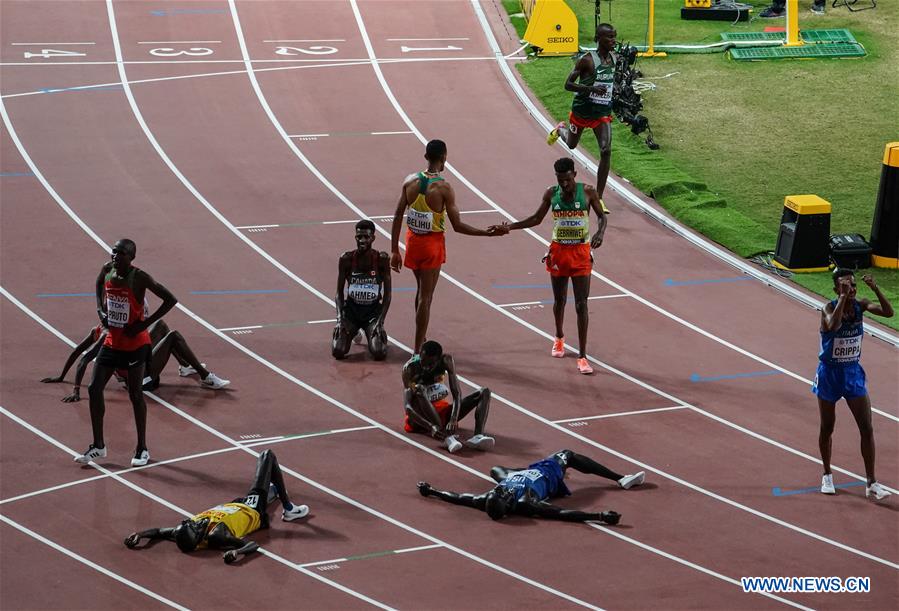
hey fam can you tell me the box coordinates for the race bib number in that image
[425,382,450,403]
[588,81,613,105]
[407,208,433,234]
[831,335,861,362]
[348,281,379,305]
[106,294,130,328]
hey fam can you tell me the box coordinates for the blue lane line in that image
[190,289,288,295]
[772,481,866,496]
[37,292,94,298]
[1,172,35,177]
[150,8,228,16]
[664,276,753,287]
[492,283,552,289]
[689,370,782,383]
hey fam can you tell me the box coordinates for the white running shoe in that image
[866,482,892,501]
[74,444,106,464]
[445,435,463,454]
[352,330,364,345]
[200,373,230,389]
[178,363,204,377]
[618,472,645,490]
[131,449,150,467]
[821,474,836,495]
[465,434,495,451]
[282,504,310,521]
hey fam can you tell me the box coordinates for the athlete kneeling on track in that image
[418,449,644,522]
[124,450,308,564]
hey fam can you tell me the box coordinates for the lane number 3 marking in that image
[149,47,214,57]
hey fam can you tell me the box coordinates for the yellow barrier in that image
[520,0,579,56]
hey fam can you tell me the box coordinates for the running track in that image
[1,2,897,609]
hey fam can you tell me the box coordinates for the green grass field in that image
[502,0,899,330]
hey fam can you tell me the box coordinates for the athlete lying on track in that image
[124,450,308,564]
[418,449,644,521]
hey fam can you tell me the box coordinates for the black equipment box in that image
[829,234,872,269]
[681,3,751,22]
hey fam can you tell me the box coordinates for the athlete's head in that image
[484,486,516,521]
[595,23,617,49]
[173,517,209,553]
[832,268,857,299]
[553,157,577,195]
[355,220,376,252]
[425,139,447,170]
[419,340,443,371]
[111,239,137,273]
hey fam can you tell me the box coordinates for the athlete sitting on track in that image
[124,450,309,564]
[813,269,893,501]
[332,219,392,361]
[418,449,644,521]
[403,340,494,453]
[42,319,228,402]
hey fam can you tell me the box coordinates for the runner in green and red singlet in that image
[547,23,617,212]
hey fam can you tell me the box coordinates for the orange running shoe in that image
[551,337,565,358]
[577,357,593,374]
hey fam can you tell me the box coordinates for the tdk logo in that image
[547,36,575,43]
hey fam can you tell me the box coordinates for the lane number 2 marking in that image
[274,45,337,56]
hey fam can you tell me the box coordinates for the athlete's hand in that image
[591,84,608,96]
[62,390,81,403]
[445,418,458,435]
[590,232,604,249]
[41,376,63,384]
[97,309,109,329]
[124,533,141,548]
[837,278,853,297]
[487,223,510,236]
[223,550,239,564]
[429,424,446,440]
[390,251,403,273]
[417,482,433,497]
[862,274,877,290]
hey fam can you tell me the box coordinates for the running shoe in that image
[820,473,836,494]
[131,449,150,467]
[865,482,892,501]
[179,363,204,377]
[758,6,785,18]
[551,337,565,358]
[200,373,230,389]
[465,434,496,451]
[546,121,565,145]
[618,471,645,489]
[577,357,594,374]
[352,330,364,345]
[445,435,463,454]
[74,444,106,464]
[600,198,610,214]
[282,503,310,521]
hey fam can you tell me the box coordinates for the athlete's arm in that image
[335,253,350,325]
[126,272,177,337]
[377,252,392,326]
[123,527,176,548]
[390,179,413,272]
[41,328,98,384]
[62,336,106,402]
[859,274,894,317]
[443,185,500,236]
[586,184,608,249]
[95,262,112,327]
[206,522,249,551]
[444,355,462,433]
[564,54,599,94]
[821,285,851,332]
[418,482,488,510]
[519,498,619,524]
[223,541,260,565]
[508,188,552,231]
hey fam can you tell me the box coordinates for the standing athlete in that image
[124,450,309,564]
[332,220,391,361]
[390,139,508,354]
[547,23,617,210]
[418,449,644,522]
[76,239,177,467]
[402,340,494,453]
[502,158,607,374]
[813,269,893,500]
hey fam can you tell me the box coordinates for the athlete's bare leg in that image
[148,321,187,367]
[571,275,591,358]
[556,123,584,150]
[457,388,491,435]
[817,398,836,477]
[148,331,209,380]
[846,394,876,484]
[331,323,354,360]
[87,364,116,448]
[412,267,441,353]
[125,363,148,454]
[364,320,388,361]
[550,275,569,340]
[593,123,612,199]
[406,388,446,438]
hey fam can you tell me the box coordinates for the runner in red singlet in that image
[75,239,177,467]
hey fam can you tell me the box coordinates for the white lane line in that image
[299,544,444,568]
[0,425,378,507]
[307,318,338,324]
[0,404,396,611]
[136,40,221,44]
[234,209,496,230]
[0,514,188,610]
[386,38,469,41]
[217,324,264,331]
[497,294,629,308]
[370,130,413,135]
[264,39,346,43]
[466,2,899,358]
[288,132,329,138]
[10,42,95,45]
[0,55,521,67]
[554,406,690,424]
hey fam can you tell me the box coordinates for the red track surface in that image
[1,2,897,610]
